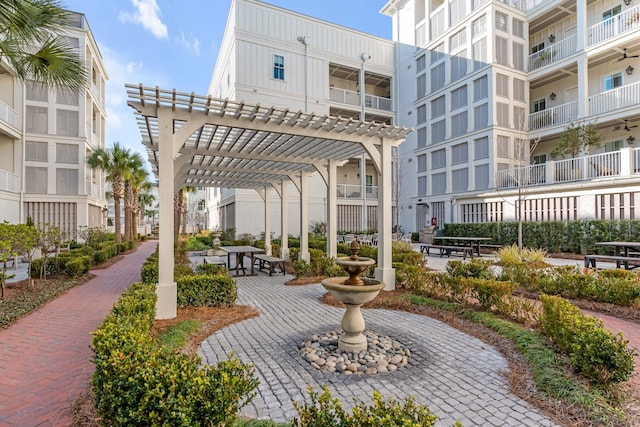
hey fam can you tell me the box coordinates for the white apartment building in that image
[0,11,108,237]
[384,0,640,232]
[208,0,397,238]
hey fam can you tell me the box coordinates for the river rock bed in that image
[299,330,411,375]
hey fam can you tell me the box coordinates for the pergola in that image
[126,84,411,319]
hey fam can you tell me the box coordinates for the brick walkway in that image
[0,241,157,427]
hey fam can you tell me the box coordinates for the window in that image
[431,120,446,144]
[473,76,488,101]
[432,172,446,195]
[26,81,48,101]
[273,55,285,80]
[56,109,79,137]
[512,18,524,38]
[472,16,486,37]
[431,10,445,39]
[497,102,509,127]
[475,164,489,190]
[57,88,78,106]
[417,104,427,125]
[532,98,546,112]
[450,0,466,26]
[531,42,545,54]
[451,50,467,81]
[431,149,446,169]
[603,72,623,91]
[26,167,47,193]
[473,38,487,69]
[496,74,509,98]
[513,106,526,129]
[474,136,489,159]
[198,200,206,211]
[56,143,79,164]
[495,11,508,32]
[513,78,525,101]
[418,176,428,196]
[533,154,547,164]
[452,168,468,192]
[513,42,524,71]
[417,74,427,98]
[497,135,510,157]
[451,112,467,137]
[431,96,445,118]
[26,106,48,134]
[56,168,78,194]
[26,141,48,161]
[451,85,467,110]
[474,104,488,130]
[417,127,427,148]
[495,36,508,65]
[417,154,427,172]
[603,5,621,22]
[417,55,426,72]
[605,140,624,152]
[450,28,466,51]
[431,44,444,64]
[451,142,468,164]
[431,63,445,92]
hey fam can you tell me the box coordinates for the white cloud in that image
[176,31,200,55]
[119,0,168,39]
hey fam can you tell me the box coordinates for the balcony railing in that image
[528,101,577,131]
[495,150,631,190]
[329,87,392,112]
[0,99,19,129]
[0,169,18,193]
[588,5,640,46]
[85,180,99,198]
[85,125,98,147]
[528,34,576,71]
[337,184,378,200]
[589,81,640,116]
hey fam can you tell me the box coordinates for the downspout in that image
[360,52,369,232]
[19,82,26,223]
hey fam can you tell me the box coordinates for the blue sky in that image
[61,0,392,168]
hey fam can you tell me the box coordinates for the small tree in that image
[36,224,64,283]
[77,226,108,250]
[0,223,17,298]
[551,122,602,159]
[14,223,38,287]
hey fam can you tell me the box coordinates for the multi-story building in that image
[0,11,108,236]
[208,0,397,237]
[384,0,640,231]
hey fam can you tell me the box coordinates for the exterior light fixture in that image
[548,34,555,43]
[624,0,631,6]
[626,65,635,75]
[628,135,636,145]
[550,92,557,100]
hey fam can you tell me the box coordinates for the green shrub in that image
[176,275,237,307]
[126,240,135,250]
[539,294,636,384]
[93,249,109,265]
[292,386,449,427]
[91,282,258,426]
[392,251,423,265]
[29,257,61,278]
[174,264,194,278]
[140,262,158,285]
[293,260,310,278]
[185,236,210,251]
[471,278,516,311]
[395,263,430,293]
[64,258,86,277]
[446,258,494,279]
[194,263,227,276]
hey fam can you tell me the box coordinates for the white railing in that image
[0,99,19,129]
[85,125,98,147]
[496,151,629,190]
[0,169,18,192]
[528,34,576,71]
[337,184,379,199]
[85,181,99,197]
[329,87,392,112]
[528,101,577,130]
[588,81,640,116]
[588,5,640,46]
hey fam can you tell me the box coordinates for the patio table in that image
[432,236,492,257]
[220,246,265,276]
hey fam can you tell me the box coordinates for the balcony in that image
[0,99,19,129]
[589,81,640,116]
[0,169,18,193]
[588,5,640,47]
[528,34,576,71]
[337,184,378,200]
[528,101,577,131]
[85,125,98,148]
[495,150,636,190]
[329,87,392,112]
[85,180,99,198]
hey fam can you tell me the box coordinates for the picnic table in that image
[220,246,265,276]
[431,236,492,258]
[584,241,640,270]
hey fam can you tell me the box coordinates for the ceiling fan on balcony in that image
[618,48,640,61]
[624,120,639,131]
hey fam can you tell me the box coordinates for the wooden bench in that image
[584,254,640,270]
[254,254,286,276]
[203,255,227,266]
[480,244,504,252]
[420,244,473,260]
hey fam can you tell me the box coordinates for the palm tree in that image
[87,143,132,244]
[122,152,145,241]
[174,186,196,241]
[0,0,87,90]
[138,190,156,226]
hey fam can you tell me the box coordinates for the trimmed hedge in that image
[176,274,237,308]
[539,294,636,384]
[91,282,258,426]
[194,263,227,276]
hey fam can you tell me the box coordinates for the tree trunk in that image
[174,190,182,244]
[114,195,122,244]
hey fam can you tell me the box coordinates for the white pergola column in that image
[326,160,338,258]
[280,180,289,260]
[300,173,310,262]
[577,55,589,118]
[264,186,272,256]
[156,108,177,319]
[375,138,395,290]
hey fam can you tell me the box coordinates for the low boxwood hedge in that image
[176,274,237,308]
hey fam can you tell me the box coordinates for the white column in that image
[264,186,272,256]
[577,55,589,118]
[326,160,338,257]
[280,180,289,260]
[576,0,587,51]
[300,174,310,262]
[375,138,395,290]
[156,107,176,320]
[360,154,367,231]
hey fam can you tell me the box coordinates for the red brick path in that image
[0,241,157,426]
